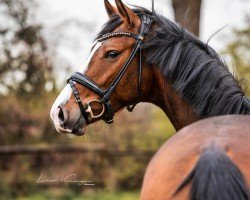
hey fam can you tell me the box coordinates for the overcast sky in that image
[36,0,250,80]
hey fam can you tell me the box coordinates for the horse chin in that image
[71,116,87,136]
[71,127,86,136]
[54,115,87,136]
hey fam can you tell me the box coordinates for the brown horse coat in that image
[140,115,250,200]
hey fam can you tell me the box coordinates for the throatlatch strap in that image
[127,47,143,112]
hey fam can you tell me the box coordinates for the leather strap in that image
[127,47,143,112]
[97,32,143,42]
[69,72,105,97]
[68,79,89,123]
[103,100,114,124]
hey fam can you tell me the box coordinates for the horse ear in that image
[114,0,140,27]
[104,0,117,18]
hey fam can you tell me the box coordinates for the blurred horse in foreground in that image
[141,115,250,200]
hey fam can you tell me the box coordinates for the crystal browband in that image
[97,31,143,42]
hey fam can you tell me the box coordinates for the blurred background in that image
[0,0,249,199]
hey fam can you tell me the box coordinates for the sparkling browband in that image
[97,31,142,42]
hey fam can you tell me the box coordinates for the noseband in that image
[67,15,152,124]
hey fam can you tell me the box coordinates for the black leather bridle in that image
[67,15,152,124]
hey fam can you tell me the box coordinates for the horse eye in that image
[105,51,120,59]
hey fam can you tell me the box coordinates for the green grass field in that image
[16,190,139,200]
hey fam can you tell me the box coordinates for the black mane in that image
[97,7,250,117]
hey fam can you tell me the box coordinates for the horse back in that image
[140,115,250,200]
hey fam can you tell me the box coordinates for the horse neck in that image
[144,66,199,131]
[141,19,250,129]
[143,62,249,131]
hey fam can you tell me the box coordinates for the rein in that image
[68,15,152,124]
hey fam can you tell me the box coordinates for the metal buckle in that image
[106,119,113,124]
[75,97,82,103]
[138,35,144,41]
[85,99,105,119]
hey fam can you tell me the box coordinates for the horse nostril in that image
[58,106,67,126]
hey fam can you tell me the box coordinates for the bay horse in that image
[50,0,250,199]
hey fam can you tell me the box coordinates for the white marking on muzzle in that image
[50,42,102,123]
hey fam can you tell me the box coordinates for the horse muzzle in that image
[50,103,86,136]
[50,99,107,136]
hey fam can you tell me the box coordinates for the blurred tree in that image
[0,0,59,145]
[223,18,250,96]
[0,0,55,98]
[172,0,202,37]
